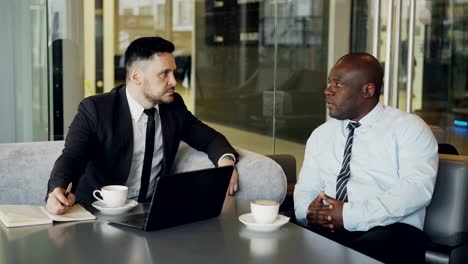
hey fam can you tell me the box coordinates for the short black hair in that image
[125,37,175,79]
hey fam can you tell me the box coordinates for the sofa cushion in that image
[0,141,64,205]
[0,141,287,205]
[172,142,287,203]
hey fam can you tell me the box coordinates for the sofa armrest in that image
[430,232,468,249]
[424,154,468,264]
[0,141,65,205]
[425,232,468,264]
[424,154,468,239]
[172,143,287,203]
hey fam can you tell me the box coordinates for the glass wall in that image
[48,0,84,140]
[193,1,328,152]
[1,0,466,164]
[351,0,468,155]
[108,0,330,168]
[0,0,49,143]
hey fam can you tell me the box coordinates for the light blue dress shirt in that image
[294,104,439,231]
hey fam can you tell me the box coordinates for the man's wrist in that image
[218,153,236,165]
[222,155,235,162]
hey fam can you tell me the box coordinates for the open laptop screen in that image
[109,166,233,231]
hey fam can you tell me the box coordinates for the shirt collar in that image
[341,103,384,131]
[356,103,383,127]
[125,86,159,121]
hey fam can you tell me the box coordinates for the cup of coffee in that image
[250,199,280,224]
[93,185,128,207]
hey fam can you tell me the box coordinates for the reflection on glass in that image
[351,0,468,155]
[194,0,328,145]
[115,0,193,107]
[110,0,329,157]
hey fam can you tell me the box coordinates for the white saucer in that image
[92,200,138,215]
[239,213,290,232]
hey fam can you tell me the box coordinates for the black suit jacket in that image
[48,85,238,205]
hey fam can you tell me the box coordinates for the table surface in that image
[0,197,381,264]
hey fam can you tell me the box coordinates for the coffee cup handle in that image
[93,190,104,202]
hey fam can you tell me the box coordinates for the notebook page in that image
[40,204,96,222]
[0,205,52,227]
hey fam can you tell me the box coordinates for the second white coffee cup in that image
[251,199,280,224]
[93,185,128,207]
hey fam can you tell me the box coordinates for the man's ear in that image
[129,67,142,85]
[362,83,376,98]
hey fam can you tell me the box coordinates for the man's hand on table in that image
[306,191,345,232]
[218,157,238,196]
[46,187,76,215]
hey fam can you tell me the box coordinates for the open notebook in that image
[0,204,96,228]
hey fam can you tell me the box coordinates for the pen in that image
[64,182,72,198]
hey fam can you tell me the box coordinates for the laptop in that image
[109,165,233,231]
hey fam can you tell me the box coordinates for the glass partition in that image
[193,0,328,162]
[351,0,468,155]
[3,0,466,169]
[0,0,49,142]
[108,0,331,171]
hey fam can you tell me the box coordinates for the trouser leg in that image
[295,222,427,264]
[347,223,428,264]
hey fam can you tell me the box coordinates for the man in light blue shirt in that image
[294,53,438,263]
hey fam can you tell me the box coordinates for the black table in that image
[0,197,381,264]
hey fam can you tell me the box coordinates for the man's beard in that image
[144,91,174,105]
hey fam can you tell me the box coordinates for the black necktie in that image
[138,108,156,202]
[336,121,361,202]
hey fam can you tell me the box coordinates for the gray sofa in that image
[0,141,287,205]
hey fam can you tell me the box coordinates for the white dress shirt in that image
[294,104,438,231]
[125,89,236,200]
[125,89,164,200]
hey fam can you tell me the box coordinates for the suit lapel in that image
[158,104,174,177]
[114,85,134,183]
[159,105,168,176]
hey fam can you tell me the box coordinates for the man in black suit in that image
[46,37,239,214]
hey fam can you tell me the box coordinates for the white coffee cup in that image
[93,185,128,207]
[250,199,280,224]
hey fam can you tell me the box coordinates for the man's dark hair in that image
[125,37,175,80]
[337,52,384,99]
